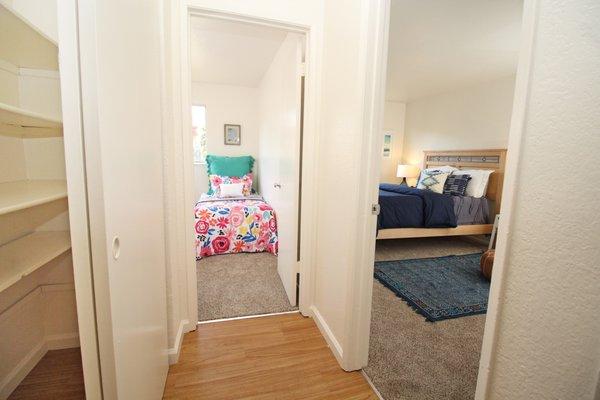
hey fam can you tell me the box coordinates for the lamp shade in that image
[396,164,420,179]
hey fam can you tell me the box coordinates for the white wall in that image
[402,75,516,165]
[380,101,405,183]
[191,82,259,198]
[483,0,600,399]
[0,0,59,43]
[310,0,375,367]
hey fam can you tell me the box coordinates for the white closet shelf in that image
[0,231,71,293]
[0,4,58,70]
[0,102,63,138]
[0,180,68,216]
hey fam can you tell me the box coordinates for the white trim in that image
[361,370,385,400]
[46,332,81,350]
[197,310,299,325]
[18,67,60,79]
[0,341,47,399]
[0,284,80,398]
[474,0,538,398]
[176,3,321,332]
[40,282,74,293]
[310,305,343,367]
[167,319,188,365]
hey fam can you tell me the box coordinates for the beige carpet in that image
[364,237,488,400]
[197,252,297,321]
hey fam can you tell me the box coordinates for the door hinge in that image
[299,62,306,77]
[371,204,380,216]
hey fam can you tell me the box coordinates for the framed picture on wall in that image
[224,124,241,145]
[383,133,392,157]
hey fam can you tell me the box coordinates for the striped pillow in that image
[443,174,472,196]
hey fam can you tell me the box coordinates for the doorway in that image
[183,14,309,323]
[361,1,525,399]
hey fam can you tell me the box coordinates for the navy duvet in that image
[377,184,457,230]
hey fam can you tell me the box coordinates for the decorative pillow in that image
[443,174,472,196]
[219,183,245,198]
[209,173,253,197]
[206,155,254,194]
[417,171,450,194]
[460,169,494,198]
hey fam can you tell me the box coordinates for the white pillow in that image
[460,169,494,198]
[219,183,245,198]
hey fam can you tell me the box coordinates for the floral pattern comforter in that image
[195,196,278,259]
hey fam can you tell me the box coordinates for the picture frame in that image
[224,124,241,145]
[382,133,392,157]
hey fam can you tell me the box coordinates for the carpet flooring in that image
[197,252,297,322]
[364,237,488,400]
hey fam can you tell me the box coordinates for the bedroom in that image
[188,16,304,322]
[364,1,523,399]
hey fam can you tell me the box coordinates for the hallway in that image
[163,313,377,399]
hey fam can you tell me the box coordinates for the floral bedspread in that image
[195,196,278,259]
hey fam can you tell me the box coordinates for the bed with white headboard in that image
[377,149,506,240]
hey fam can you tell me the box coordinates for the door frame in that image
[174,4,321,326]
[56,1,104,398]
[347,0,540,392]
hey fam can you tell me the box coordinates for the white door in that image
[258,34,303,306]
[67,0,169,398]
[276,35,303,306]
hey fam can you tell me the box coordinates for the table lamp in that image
[396,164,420,186]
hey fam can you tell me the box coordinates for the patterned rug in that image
[374,253,489,322]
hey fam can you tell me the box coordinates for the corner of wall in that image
[310,305,344,367]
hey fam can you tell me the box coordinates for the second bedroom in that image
[188,16,305,323]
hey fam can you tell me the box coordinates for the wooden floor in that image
[8,348,85,400]
[8,314,375,400]
[163,313,377,400]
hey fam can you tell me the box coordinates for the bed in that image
[377,149,506,240]
[195,194,278,259]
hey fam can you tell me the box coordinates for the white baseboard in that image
[0,284,80,398]
[310,305,344,366]
[46,332,80,350]
[168,319,188,365]
[184,319,196,333]
[362,370,385,400]
[0,341,47,399]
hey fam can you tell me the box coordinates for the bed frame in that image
[377,149,507,240]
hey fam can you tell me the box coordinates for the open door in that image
[258,33,304,306]
[60,0,169,398]
[275,34,303,306]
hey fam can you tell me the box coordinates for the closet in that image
[0,3,80,398]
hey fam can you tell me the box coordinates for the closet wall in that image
[0,1,78,397]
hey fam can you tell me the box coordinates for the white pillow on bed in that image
[219,183,245,198]
[459,169,494,198]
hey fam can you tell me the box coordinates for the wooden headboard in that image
[423,149,507,215]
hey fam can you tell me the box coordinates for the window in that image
[192,105,207,164]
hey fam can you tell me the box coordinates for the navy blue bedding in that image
[378,184,457,230]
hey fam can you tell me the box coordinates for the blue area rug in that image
[374,253,489,322]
